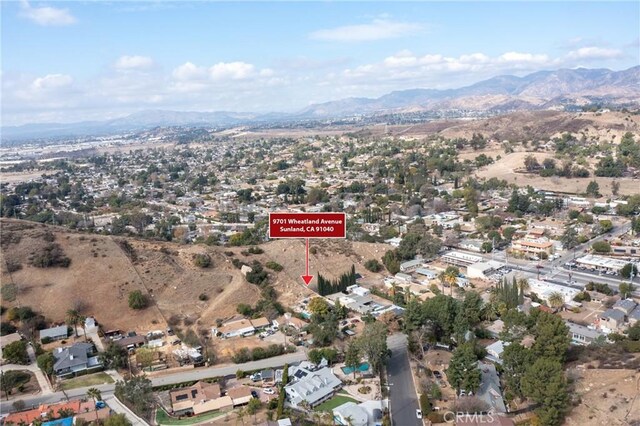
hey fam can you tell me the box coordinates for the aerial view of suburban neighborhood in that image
[1,2,639,426]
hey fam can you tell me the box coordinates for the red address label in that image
[268,212,346,239]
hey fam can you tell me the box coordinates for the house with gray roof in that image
[476,362,507,413]
[629,306,640,326]
[567,322,606,345]
[613,299,637,316]
[284,365,342,408]
[53,342,102,377]
[39,325,68,342]
[599,309,626,333]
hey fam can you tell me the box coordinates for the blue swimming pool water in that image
[341,362,370,374]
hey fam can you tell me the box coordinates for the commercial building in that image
[575,255,632,274]
[441,251,482,267]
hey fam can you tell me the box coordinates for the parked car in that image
[433,371,442,379]
[263,388,275,395]
[416,409,422,419]
[251,390,259,398]
[250,373,262,382]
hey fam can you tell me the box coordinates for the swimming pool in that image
[341,362,370,375]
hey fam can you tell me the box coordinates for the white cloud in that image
[19,0,77,26]
[114,55,155,70]
[309,19,423,42]
[209,62,255,80]
[567,46,623,60]
[31,74,73,90]
[172,62,207,81]
[498,52,550,64]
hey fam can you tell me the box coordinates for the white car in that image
[416,409,422,419]
[263,388,275,395]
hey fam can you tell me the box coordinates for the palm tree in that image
[438,271,447,294]
[444,267,459,296]
[78,315,88,342]
[66,309,80,338]
[518,278,530,294]
[547,292,565,310]
[86,388,102,423]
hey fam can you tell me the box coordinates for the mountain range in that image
[3,66,639,140]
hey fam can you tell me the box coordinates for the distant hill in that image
[3,66,638,140]
[298,66,640,117]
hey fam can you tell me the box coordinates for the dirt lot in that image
[474,151,640,196]
[565,368,640,426]
[0,219,392,338]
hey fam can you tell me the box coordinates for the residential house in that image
[40,325,68,342]
[459,239,484,253]
[284,365,343,408]
[613,299,637,316]
[441,251,482,267]
[53,342,102,377]
[400,259,423,273]
[567,322,606,345]
[169,381,223,415]
[261,369,275,384]
[415,268,438,280]
[476,362,507,413]
[228,386,253,406]
[629,306,640,326]
[114,335,146,349]
[274,316,308,331]
[212,319,255,339]
[485,340,506,364]
[333,400,384,426]
[598,309,626,333]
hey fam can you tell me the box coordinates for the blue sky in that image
[2,1,638,125]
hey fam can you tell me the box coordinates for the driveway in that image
[386,333,421,426]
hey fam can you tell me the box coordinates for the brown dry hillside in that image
[0,219,391,332]
[383,111,640,142]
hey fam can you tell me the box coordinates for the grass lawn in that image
[60,372,114,390]
[313,394,358,412]
[156,408,225,425]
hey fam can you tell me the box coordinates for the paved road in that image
[386,334,421,426]
[0,351,307,415]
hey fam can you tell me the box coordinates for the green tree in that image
[531,312,570,362]
[0,371,19,400]
[99,343,129,370]
[547,292,565,310]
[128,290,148,310]
[591,241,611,253]
[308,297,330,316]
[446,343,481,393]
[502,343,532,398]
[463,186,479,217]
[522,358,568,426]
[364,259,383,273]
[2,340,28,364]
[114,376,154,418]
[136,348,155,371]
[247,397,262,423]
[620,263,639,280]
[87,388,103,423]
[103,414,132,426]
[344,341,361,379]
[585,180,600,197]
[561,226,579,250]
[358,321,389,376]
[619,282,636,299]
[37,352,55,376]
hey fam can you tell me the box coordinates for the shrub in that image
[41,336,53,344]
[198,293,209,301]
[193,253,212,268]
[248,247,264,254]
[419,393,431,415]
[364,259,382,273]
[30,243,71,268]
[128,290,148,310]
[265,261,283,272]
